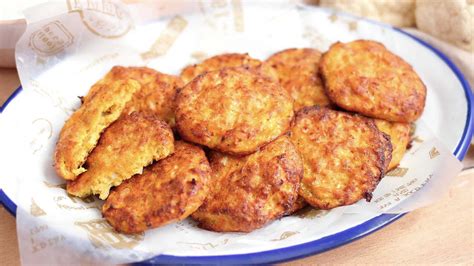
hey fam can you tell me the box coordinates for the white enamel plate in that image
[0,3,472,264]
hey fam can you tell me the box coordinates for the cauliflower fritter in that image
[175,67,294,155]
[85,66,183,127]
[375,119,411,171]
[102,141,211,234]
[67,113,174,199]
[55,79,141,180]
[379,128,393,173]
[320,40,426,123]
[285,196,308,216]
[180,53,277,84]
[191,136,303,232]
[289,107,391,209]
[265,48,331,110]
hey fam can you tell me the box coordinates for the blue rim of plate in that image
[1,13,473,265]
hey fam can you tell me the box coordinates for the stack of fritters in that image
[55,66,210,233]
[289,107,391,209]
[102,141,211,234]
[54,39,425,234]
[191,136,303,232]
[67,112,174,199]
[55,78,141,180]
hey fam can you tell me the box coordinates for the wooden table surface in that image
[0,67,473,265]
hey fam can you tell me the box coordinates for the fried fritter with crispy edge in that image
[55,79,141,180]
[320,40,426,123]
[289,107,392,209]
[375,119,411,171]
[180,53,277,84]
[191,136,303,232]
[380,128,393,173]
[67,112,174,199]
[175,67,294,155]
[285,196,308,216]
[102,141,211,234]
[85,66,183,127]
[265,48,331,110]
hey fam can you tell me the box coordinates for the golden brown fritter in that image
[191,136,303,232]
[85,66,183,127]
[320,40,426,123]
[55,79,141,181]
[379,129,393,173]
[289,107,391,209]
[375,119,411,171]
[180,53,277,84]
[67,113,174,199]
[285,196,308,216]
[265,48,331,110]
[175,67,294,155]
[102,141,211,234]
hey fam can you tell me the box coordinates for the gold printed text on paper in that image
[329,13,338,23]
[386,167,409,177]
[29,21,74,56]
[178,239,229,250]
[68,195,97,204]
[80,53,119,72]
[141,16,188,60]
[43,181,67,190]
[429,147,440,159]
[53,195,101,210]
[30,79,76,115]
[30,118,53,155]
[67,0,132,38]
[271,231,299,241]
[199,0,243,32]
[30,198,47,217]
[231,0,244,32]
[373,175,433,210]
[298,8,331,49]
[75,219,144,249]
[29,223,66,254]
[348,21,358,31]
